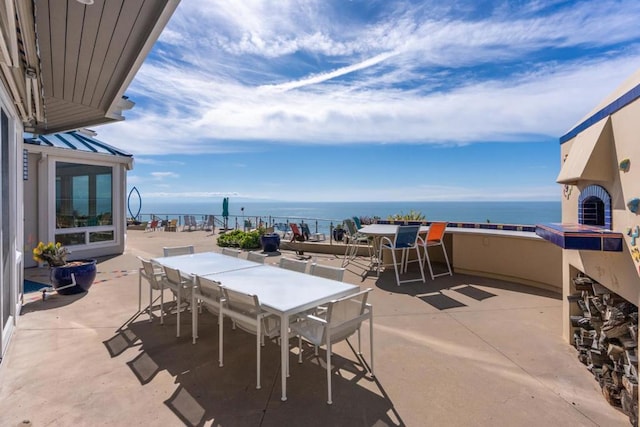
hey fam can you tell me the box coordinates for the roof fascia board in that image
[24,142,134,167]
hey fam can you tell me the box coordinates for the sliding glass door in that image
[0,108,12,359]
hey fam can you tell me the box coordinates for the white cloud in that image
[151,171,179,180]
[142,191,240,199]
[94,0,640,156]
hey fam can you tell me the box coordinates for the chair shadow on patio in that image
[372,266,562,313]
[105,309,405,426]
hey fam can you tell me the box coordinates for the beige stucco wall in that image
[452,230,562,292]
[290,228,563,293]
[560,94,640,342]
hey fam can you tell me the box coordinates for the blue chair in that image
[378,225,426,286]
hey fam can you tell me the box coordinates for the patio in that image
[0,229,629,426]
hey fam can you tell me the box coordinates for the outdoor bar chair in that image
[352,216,363,229]
[219,287,281,389]
[163,245,195,257]
[341,218,373,269]
[290,288,374,404]
[378,225,426,286]
[420,221,453,279]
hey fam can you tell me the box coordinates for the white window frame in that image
[47,156,123,251]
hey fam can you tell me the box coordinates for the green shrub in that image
[387,210,425,221]
[217,229,261,249]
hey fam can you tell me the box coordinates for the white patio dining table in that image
[151,251,261,277]
[202,264,359,402]
[151,252,265,337]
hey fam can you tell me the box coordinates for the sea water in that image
[138,200,560,226]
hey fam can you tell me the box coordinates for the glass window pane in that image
[96,174,112,225]
[89,231,114,243]
[56,233,86,246]
[56,162,112,229]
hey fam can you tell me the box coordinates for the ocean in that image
[136,200,560,227]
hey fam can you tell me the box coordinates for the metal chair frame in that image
[219,287,280,389]
[377,225,426,286]
[291,288,374,404]
[420,222,453,279]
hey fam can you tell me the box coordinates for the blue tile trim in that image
[373,220,536,233]
[560,82,640,144]
[535,223,623,252]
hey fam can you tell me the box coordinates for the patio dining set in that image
[137,247,374,404]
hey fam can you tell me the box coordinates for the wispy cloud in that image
[143,191,240,199]
[97,0,640,156]
[151,171,179,180]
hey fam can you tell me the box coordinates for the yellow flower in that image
[32,241,68,266]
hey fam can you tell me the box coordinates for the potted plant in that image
[32,242,97,295]
[259,226,281,253]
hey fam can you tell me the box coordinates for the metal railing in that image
[131,212,347,243]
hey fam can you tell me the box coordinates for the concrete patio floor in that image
[0,229,631,426]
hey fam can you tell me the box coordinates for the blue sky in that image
[95,0,640,203]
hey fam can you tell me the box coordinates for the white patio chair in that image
[219,287,280,389]
[247,251,268,264]
[309,263,345,282]
[163,245,195,257]
[279,257,308,273]
[290,288,374,404]
[377,225,426,286]
[161,265,193,337]
[221,247,242,257]
[191,275,224,359]
[420,222,453,279]
[137,256,165,321]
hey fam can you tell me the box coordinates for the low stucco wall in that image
[451,229,562,292]
[285,228,563,293]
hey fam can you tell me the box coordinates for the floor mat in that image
[24,279,50,294]
[418,292,466,310]
[453,285,497,301]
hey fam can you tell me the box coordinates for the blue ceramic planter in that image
[50,259,97,295]
[260,233,281,253]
